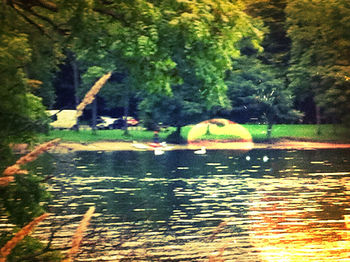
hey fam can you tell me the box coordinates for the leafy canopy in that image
[286,0,350,124]
[71,0,263,107]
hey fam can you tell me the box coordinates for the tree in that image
[80,66,130,131]
[244,0,290,72]
[286,0,350,126]
[0,10,50,161]
[226,56,302,139]
[0,0,71,162]
[70,0,263,107]
[138,82,209,143]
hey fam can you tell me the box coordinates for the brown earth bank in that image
[51,140,350,153]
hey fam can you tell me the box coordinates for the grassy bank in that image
[37,124,350,144]
[244,124,350,142]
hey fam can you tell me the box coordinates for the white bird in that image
[194,147,206,155]
[154,148,165,155]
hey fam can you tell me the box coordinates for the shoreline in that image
[53,140,350,153]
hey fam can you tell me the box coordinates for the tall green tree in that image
[245,0,290,72]
[286,0,350,126]
[1,0,71,161]
[226,56,302,139]
[0,8,50,161]
[80,66,132,131]
[138,82,209,143]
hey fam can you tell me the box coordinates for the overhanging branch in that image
[30,0,58,12]
[22,5,69,35]
[12,4,51,38]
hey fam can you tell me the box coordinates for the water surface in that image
[32,148,350,261]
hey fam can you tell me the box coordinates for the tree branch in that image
[21,5,69,35]
[92,7,124,21]
[11,4,52,38]
[35,0,57,12]
[9,0,57,12]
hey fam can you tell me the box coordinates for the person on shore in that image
[153,130,159,144]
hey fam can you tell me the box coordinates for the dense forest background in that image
[1,0,350,147]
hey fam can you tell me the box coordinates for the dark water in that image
[30,149,350,261]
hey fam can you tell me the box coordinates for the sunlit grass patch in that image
[244,124,350,142]
[38,128,173,143]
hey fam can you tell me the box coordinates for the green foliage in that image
[286,0,350,124]
[227,56,302,126]
[62,0,265,134]
[138,82,209,131]
[0,29,48,150]
[0,174,51,227]
[0,3,58,154]
[0,234,62,262]
[163,0,264,107]
[70,0,263,108]
[80,66,111,97]
[25,29,64,108]
[80,66,129,112]
[245,0,290,71]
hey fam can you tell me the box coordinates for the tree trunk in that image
[175,125,182,143]
[92,99,97,134]
[123,95,129,136]
[205,124,211,135]
[71,54,80,131]
[266,122,273,140]
[316,104,321,135]
[332,117,337,135]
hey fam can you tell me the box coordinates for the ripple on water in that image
[21,150,350,260]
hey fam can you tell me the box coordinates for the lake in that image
[29,148,350,261]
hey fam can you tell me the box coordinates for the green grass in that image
[37,128,174,143]
[245,124,350,142]
[37,124,350,144]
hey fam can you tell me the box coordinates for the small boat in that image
[149,142,161,148]
[194,147,206,155]
[133,141,172,153]
[149,142,168,148]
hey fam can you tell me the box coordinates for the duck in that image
[194,147,206,155]
[154,147,165,155]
